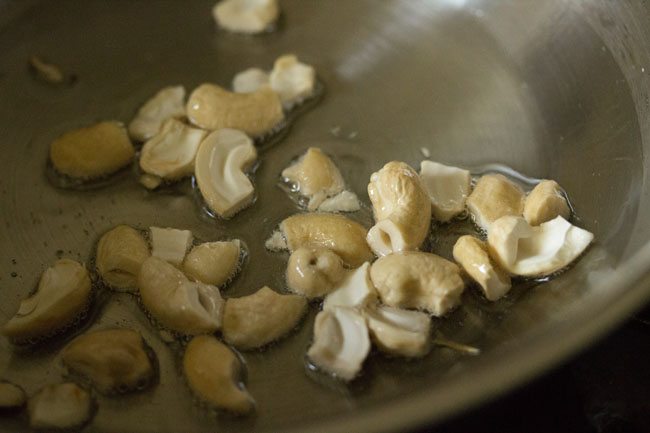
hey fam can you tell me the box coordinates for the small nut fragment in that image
[50,121,135,179]
[183,335,254,414]
[96,225,150,292]
[232,67,270,93]
[2,259,92,342]
[370,252,464,316]
[280,213,373,267]
[318,190,361,213]
[307,307,370,382]
[28,383,93,430]
[0,382,26,412]
[466,174,524,232]
[139,118,207,180]
[286,247,345,298]
[138,257,224,335]
[523,180,571,226]
[194,128,258,218]
[265,230,287,251]
[222,286,307,350]
[452,235,511,301]
[487,215,593,277]
[363,304,431,358]
[367,161,431,256]
[323,263,376,311]
[183,240,241,287]
[29,55,65,84]
[419,160,471,222]
[150,227,193,267]
[212,0,279,34]
[139,173,162,190]
[282,147,345,210]
[269,54,316,109]
[61,329,155,394]
[128,85,186,142]
[186,84,284,137]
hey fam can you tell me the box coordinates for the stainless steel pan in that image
[1,1,650,432]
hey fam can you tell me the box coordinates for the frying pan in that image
[1,0,650,432]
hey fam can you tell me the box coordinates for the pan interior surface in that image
[0,1,649,432]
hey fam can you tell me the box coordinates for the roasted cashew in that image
[466,174,524,232]
[183,240,241,287]
[286,247,345,298]
[96,225,150,292]
[149,227,193,266]
[419,160,471,222]
[363,304,431,358]
[128,85,186,142]
[27,383,93,430]
[523,180,570,226]
[0,382,26,411]
[323,262,377,311]
[212,0,279,34]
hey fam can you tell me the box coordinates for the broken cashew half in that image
[286,247,345,298]
[222,286,307,350]
[194,128,258,218]
[367,161,431,256]
[523,180,570,226]
[453,235,511,301]
[363,304,431,358]
[128,85,186,142]
[186,84,284,137]
[27,383,94,430]
[183,240,241,287]
[323,262,377,311]
[96,225,150,292]
[419,160,471,222]
[466,174,524,232]
[212,0,279,34]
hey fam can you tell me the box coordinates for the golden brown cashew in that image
[286,247,345,298]
[27,383,93,430]
[523,180,570,226]
[96,225,150,292]
[183,240,241,287]
[466,174,524,231]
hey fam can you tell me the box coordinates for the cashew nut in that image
[523,180,570,226]
[487,215,593,277]
[280,213,373,267]
[61,329,156,395]
[419,160,471,222]
[307,307,370,382]
[466,174,524,232]
[27,383,93,430]
[194,128,258,218]
[0,382,26,412]
[367,161,431,256]
[265,230,288,251]
[370,252,464,316]
[323,262,377,311]
[29,55,66,84]
[269,54,316,109]
[282,147,345,210]
[452,235,511,301]
[96,225,150,292]
[318,190,361,213]
[128,85,186,142]
[286,247,345,298]
[222,286,307,350]
[49,121,135,179]
[139,118,207,180]
[183,240,241,287]
[2,259,91,342]
[363,304,431,358]
[233,67,270,93]
[138,257,224,335]
[139,173,163,190]
[186,84,284,137]
[150,227,193,266]
[212,0,279,34]
[183,335,254,414]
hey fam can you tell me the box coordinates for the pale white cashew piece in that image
[282,147,345,210]
[318,190,361,213]
[323,263,377,311]
[487,215,593,277]
[212,0,279,34]
[370,252,464,316]
[128,85,186,142]
[280,213,373,267]
[452,235,511,301]
[269,54,316,109]
[183,335,254,414]
[183,240,241,287]
[466,174,524,232]
[194,128,258,218]
[28,383,93,430]
[149,227,193,266]
[139,173,163,190]
[186,84,284,137]
[286,247,345,298]
[139,118,207,180]
[62,329,155,394]
[222,286,307,350]
[265,230,287,251]
[0,382,26,411]
[367,161,431,256]
[307,307,370,382]
[96,225,150,292]
[524,180,571,226]
[419,160,471,222]
[232,67,269,93]
[363,304,431,358]
[138,257,224,335]
[2,259,91,342]
[50,121,135,179]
